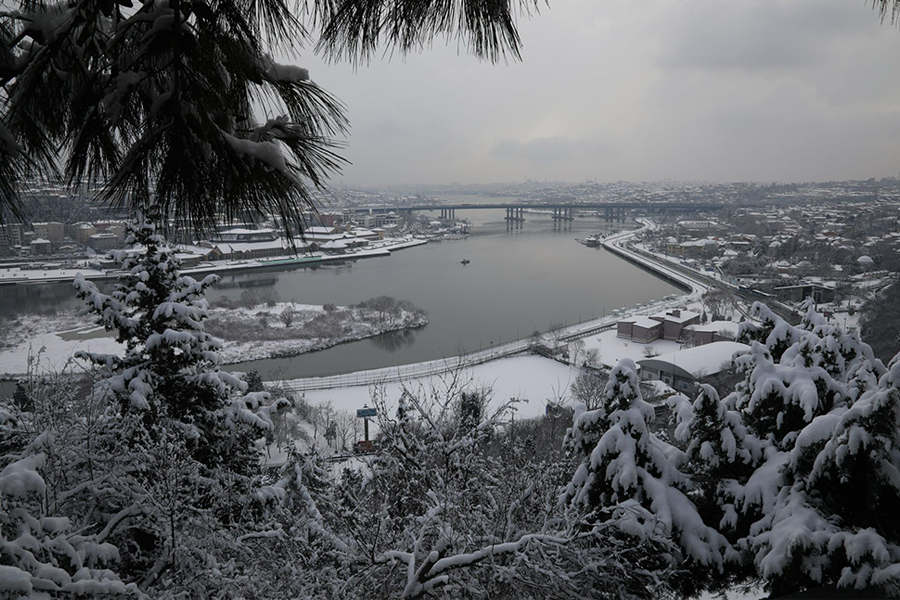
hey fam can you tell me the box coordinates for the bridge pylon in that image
[552,206,574,221]
[505,207,525,222]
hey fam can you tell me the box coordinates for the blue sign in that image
[357,407,377,418]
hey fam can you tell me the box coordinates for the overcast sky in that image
[299,0,900,186]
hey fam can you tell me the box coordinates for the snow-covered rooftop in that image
[652,309,700,324]
[221,227,275,235]
[215,239,293,252]
[637,341,750,379]
[306,226,338,235]
[632,316,662,329]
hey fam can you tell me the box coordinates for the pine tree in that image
[720,301,900,596]
[672,384,754,538]
[65,216,292,592]
[796,357,900,595]
[564,359,734,597]
[0,0,531,232]
[74,216,263,472]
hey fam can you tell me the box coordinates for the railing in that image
[280,320,626,394]
[282,340,531,393]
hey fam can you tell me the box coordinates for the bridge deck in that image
[346,203,723,212]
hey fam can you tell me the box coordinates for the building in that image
[302,226,343,243]
[30,238,53,255]
[679,238,719,258]
[677,220,727,235]
[0,223,25,256]
[636,341,750,394]
[374,213,402,228]
[774,283,836,304]
[617,317,664,343]
[88,232,120,252]
[211,227,278,243]
[317,212,342,227]
[32,222,65,244]
[665,237,685,256]
[72,223,98,246]
[95,221,127,242]
[684,321,740,347]
[649,309,701,341]
[206,239,295,260]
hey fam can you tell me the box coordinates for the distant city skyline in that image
[295,0,900,186]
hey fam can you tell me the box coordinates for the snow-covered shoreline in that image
[208,301,428,364]
[2,220,704,385]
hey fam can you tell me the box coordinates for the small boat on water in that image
[460,259,470,265]
[576,234,603,247]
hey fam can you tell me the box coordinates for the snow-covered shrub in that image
[322,376,671,600]
[0,371,140,598]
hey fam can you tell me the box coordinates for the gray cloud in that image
[298,0,900,185]
[657,1,877,72]
[490,136,615,163]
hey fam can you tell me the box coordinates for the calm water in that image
[0,198,681,382]
[211,204,680,379]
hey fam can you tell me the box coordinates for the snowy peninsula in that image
[0,297,428,378]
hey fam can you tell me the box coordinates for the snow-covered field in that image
[0,301,427,378]
[0,313,122,376]
[580,328,683,368]
[300,355,581,422]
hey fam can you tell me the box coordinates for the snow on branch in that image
[259,55,310,83]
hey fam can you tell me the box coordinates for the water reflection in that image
[369,327,421,353]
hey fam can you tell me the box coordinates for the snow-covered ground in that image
[0,313,123,376]
[300,355,581,423]
[206,301,428,363]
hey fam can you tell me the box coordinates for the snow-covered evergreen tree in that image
[716,301,900,597]
[672,384,755,539]
[73,217,273,475]
[564,359,734,597]
[803,357,900,594]
[0,216,297,596]
[562,303,899,597]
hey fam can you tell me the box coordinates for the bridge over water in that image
[346,202,724,222]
